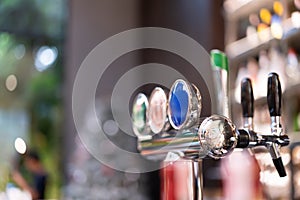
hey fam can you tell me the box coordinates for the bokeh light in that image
[34,46,58,72]
[5,74,18,92]
[14,137,27,154]
[271,15,283,39]
[257,23,270,41]
[13,44,26,60]
[260,9,272,25]
[292,11,300,28]
[103,120,119,136]
[273,1,284,16]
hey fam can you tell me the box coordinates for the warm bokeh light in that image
[260,9,272,25]
[273,1,284,16]
[5,74,18,92]
[257,23,268,32]
[14,137,27,154]
[257,23,270,41]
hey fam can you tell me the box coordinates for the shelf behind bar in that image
[224,0,274,21]
[226,18,300,61]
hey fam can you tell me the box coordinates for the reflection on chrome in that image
[131,93,150,137]
[148,87,169,134]
[199,115,237,159]
[138,115,238,161]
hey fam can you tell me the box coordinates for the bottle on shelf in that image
[268,46,286,91]
[270,14,283,39]
[291,11,300,28]
[295,0,300,10]
[286,48,300,86]
[234,57,260,103]
[257,50,270,98]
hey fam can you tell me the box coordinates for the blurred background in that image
[0,0,300,199]
[0,0,65,199]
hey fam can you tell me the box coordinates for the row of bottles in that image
[247,1,285,40]
[243,0,300,42]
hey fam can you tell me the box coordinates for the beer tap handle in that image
[241,78,254,118]
[241,78,254,131]
[267,72,286,177]
[267,73,282,117]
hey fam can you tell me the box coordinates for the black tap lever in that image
[267,73,282,117]
[267,72,286,177]
[241,78,254,130]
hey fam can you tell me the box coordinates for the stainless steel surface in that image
[243,117,253,130]
[138,115,239,160]
[193,161,203,200]
[138,128,205,160]
[137,118,289,161]
[270,116,283,136]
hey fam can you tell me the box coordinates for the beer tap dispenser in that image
[133,70,290,198]
[236,73,289,176]
[267,72,286,177]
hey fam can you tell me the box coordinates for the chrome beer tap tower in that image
[131,51,290,199]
